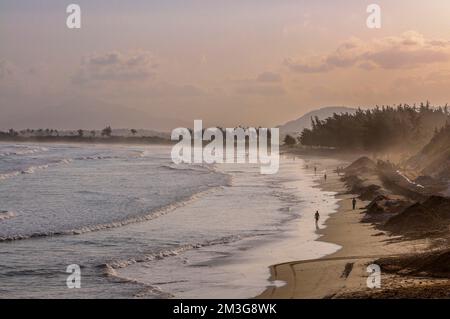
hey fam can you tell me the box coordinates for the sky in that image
[2,0,450,130]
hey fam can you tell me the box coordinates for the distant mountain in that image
[278,106,357,136]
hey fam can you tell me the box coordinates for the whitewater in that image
[0,142,342,298]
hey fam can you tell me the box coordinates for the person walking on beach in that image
[324,173,327,181]
[314,166,317,175]
[352,197,357,210]
[314,210,320,226]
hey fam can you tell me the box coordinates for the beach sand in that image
[257,158,429,299]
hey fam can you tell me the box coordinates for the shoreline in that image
[115,156,345,299]
[257,155,426,299]
[1,142,444,298]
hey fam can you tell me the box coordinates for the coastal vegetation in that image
[299,103,450,153]
[0,126,171,145]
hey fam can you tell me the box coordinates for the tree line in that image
[298,103,450,152]
[0,126,133,138]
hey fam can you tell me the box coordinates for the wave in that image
[135,150,150,158]
[104,234,244,270]
[0,171,20,181]
[0,186,224,242]
[100,234,248,298]
[159,163,214,173]
[59,158,73,165]
[0,158,73,182]
[0,211,15,221]
[102,264,175,298]
[0,146,49,157]
[20,164,49,174]
[75,155,120,161]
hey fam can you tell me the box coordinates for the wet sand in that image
[257,159,428,299]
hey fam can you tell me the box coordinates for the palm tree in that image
[283,134,296,146]
[101,126,112,137]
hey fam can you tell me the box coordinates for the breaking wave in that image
[0,158,73,181]
[102,265,175,298]
[20,164,50,174]
[0,171,20,181]
[100,234,253,298]
[0,146,48,157]
[0,211,15,221]
[104,234,244,270]
[0,186,224,242]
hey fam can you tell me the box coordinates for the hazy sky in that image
[2,0,450,130]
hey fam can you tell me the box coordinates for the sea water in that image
[0,142,341,298]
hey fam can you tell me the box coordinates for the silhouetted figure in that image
[315,210,320,228]
[324,173,327,181]
[314,166,317,175]
[352,197,357,210]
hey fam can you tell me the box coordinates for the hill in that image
[278,106,356,136]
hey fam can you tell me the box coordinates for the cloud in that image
[285,31,450,73]
[73,51,158,84]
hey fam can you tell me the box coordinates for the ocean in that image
[0,142,341,298]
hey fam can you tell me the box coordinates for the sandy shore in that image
[257,157,428,299]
